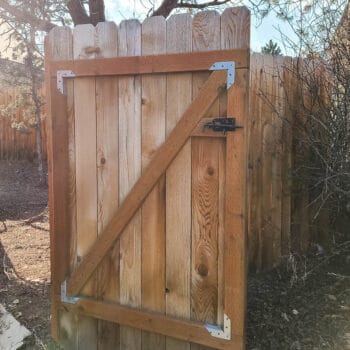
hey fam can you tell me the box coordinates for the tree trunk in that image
[27,30,45,184]
[89,0,105,25]
[67,0,90,25]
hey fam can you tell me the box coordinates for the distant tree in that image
[261,39,282,55]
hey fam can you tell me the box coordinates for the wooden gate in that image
[45,7,250,350]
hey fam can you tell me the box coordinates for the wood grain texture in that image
[141,15,166,350]
[218,7,250,327]
[73,23,98,350]
[64,78,78,350]
[221,7,250,345]
[63,298,243,350]
[281,58,293,256]
[67,69,226,298]
[95,22,120,350]
[271,55,283,265]
[191,138,222,322]
[45,26,73,343]
[224,68,249,343]
[260,54,276,270]
[191,11,220,350]
[221,6,250,342]
[247,53,263,270]
[118,19,142,350]
[165,13,192,350]
[48,49,249,77]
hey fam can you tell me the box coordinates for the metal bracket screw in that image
[209,61,235,89]
[205,313,231,340]
[57,70,75,95]
[61,280,80,304]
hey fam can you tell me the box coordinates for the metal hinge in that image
[205,314,231,340]
[61,280,80,304]
[209,61,235,89]
[57,70,75,95]
[203,117,243,135]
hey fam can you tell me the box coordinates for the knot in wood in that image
[197,263,209,277]
[207,166,215,176]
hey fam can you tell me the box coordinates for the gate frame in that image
[45,48,249,350]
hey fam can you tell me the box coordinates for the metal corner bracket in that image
[61,280,80,304]
[209,61,235,89]
[205,313,231,340]
[57,70,75,94]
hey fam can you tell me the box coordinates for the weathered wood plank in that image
[191,11,220,350]
[260,54,276,269]
[165,12,192,350]
[281,58,293,256]
[141,15,167,350]
[118,19,142,350]
[118,20,141,350]
[49,49,249,77]
[95,22,120,350]
[271,55,283,265]
[225,69,249,340]
[63,299,244,350]
[67,69,226,297]
[73,23,98,350]
[45,26,72,342]
[221,6,250,343]
[191,137,221,324]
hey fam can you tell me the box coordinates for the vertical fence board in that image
[271,55,283,264]
[118,19,142,350]
[221,6,250,340]
[73,24,98,350]
[141,15,167,350]
[165,13,192,350]
[95,22,120,350]
[281,58,293,255]
[191,11,221,350]
[45,25,73,343]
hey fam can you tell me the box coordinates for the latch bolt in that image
[203,118,243,135]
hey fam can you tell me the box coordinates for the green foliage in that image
[261,39,282,56]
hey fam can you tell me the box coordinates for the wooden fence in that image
[46,7,250,350]
[248,54,295,271]
[0,89,47,160]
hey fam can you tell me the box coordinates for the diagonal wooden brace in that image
[67,70,227,296]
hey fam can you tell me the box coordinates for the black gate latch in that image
[203,118,243,134]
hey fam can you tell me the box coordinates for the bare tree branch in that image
[151,0,178,17]
[0,0,56,32]
[151,0,232,18]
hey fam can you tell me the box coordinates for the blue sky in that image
[103,0,297,53]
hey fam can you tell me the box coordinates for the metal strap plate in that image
[57,70,75,94]
[209,61,235,89]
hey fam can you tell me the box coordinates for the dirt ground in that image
[0,160,349,350]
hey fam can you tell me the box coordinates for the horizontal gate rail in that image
[66,69,227,297]
[61,298,243,350]
[48,49,249,78]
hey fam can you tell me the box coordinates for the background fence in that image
[0,88,47,160]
